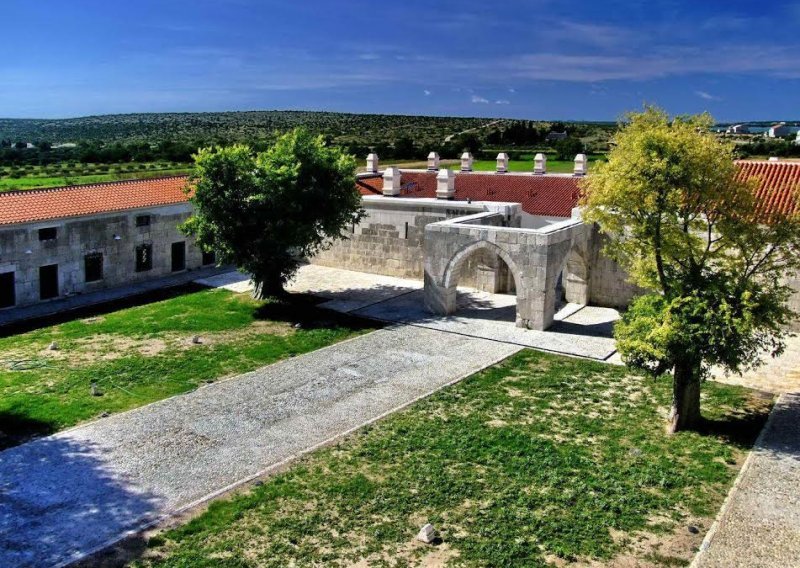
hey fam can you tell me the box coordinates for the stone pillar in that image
[496,152,509,173]
[427,151,440,171]
[534,153,547,175]
[424,272,457,315]
[573,153,587,176]
[436,168,455,200]
[366,152,379,173]
[460,152,473,172]
[382,167,401,196]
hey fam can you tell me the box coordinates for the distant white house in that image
[768,122,791,138]
[726,124,749,134]
[795,130,800,145]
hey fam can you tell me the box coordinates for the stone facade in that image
[0,203,212,310]
[312,197,501,280]
[423,210,591,330]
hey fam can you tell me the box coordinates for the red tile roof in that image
[357,171,582,217]
[736,161,800,219]
[0,176,191,226]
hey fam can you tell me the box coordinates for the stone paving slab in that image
[199,266,619,361]
[352,289,619,361]
[693,393,800,567]
[710,337,800,394]
[0,326,520,567]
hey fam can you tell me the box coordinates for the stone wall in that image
[0,204,210,309]
[312,197,500,280]
[588,231,643,309]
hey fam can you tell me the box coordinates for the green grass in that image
[133,350,771,567]
[453,155,604,174]
[0,167,191,192]
[0,288,373,446]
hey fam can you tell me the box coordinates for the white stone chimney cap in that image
[382,166,401,196]
[496,152,509,173]
[427,151,440,171]
[573,153,588,176]
[460,152,474,172]
[366,152,379,173]
[436,167,456,199]
[534,152,547,175]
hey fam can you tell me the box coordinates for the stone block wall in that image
[0,204,210,309]
[312,198,496,279]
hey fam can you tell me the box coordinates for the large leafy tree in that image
[184,128,364,298]
[583,107,800,433]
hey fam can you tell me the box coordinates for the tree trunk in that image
[255,272,286,300]
[668,360,702,433]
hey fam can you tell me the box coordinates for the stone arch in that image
[558,242,591,306]
[443,240,521,292]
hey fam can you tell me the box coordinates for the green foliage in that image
[553,136,584,161]
[583,107,800,426]
[135,350,769,567]
[184,129,363,296]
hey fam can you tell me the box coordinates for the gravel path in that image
[0,325,520,567]
[693,392,800,567]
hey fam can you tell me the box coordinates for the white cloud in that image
[495,99,510,105]
[695,90,721,101]
[508,87,516,93]
[471,95,490,103]
[424,89,431,96]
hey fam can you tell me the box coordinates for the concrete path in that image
[693,393,800,567]
[0,325,520,567]
[200,265,620,361]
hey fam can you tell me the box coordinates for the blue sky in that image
[2,0,799,121]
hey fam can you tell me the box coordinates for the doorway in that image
[39,264,59,300]
[0,272,14,308]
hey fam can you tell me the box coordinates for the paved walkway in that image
[0,325,520,567]
[199,265,620,361]
[693,393,800,567]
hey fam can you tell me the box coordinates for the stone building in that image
[1,157,798,331]
[0,177,214,310]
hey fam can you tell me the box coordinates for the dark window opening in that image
[171,241,186,272]
[201,250,216,266]
[0,272,15,308]
[135,215,151,227]
[84,253,103,282]
[135,244,153,272]
[39,264,58,300]
[38,227,57,241]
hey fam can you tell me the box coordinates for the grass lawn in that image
[0,167,191,192]
[0,287,374,448]
[132,349,771,567]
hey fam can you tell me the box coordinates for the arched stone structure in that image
[424,211,591,330]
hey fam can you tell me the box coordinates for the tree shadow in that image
[696,394,774,450]
[253,293,379,332]
[0,411,58,450]
[0,435,164,567]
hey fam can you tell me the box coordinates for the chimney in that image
[573,153,588,176]
[460,152,473,172]
[436,168,455,200]
[427,151,440,171]
[496,153,509,173]
[382,166,401,196]
[534,153,547,175]
[366,152,379,173]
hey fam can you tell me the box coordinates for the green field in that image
[0,162,192,191]
[133,349,770,567]
[0,288,373,448]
